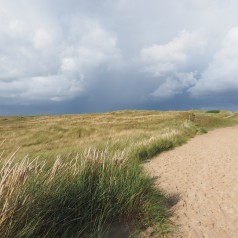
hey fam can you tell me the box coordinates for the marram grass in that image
[0,149,168,238]
[0,110,237,237]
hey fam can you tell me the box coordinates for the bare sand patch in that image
[145,126,238,238]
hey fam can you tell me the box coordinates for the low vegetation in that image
[206,110,221,113]
[0,149,169,238]
[0,110,237,237]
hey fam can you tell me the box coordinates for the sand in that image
[144,126,238,238]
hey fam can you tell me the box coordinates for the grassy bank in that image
[1,110,236,160]
[0,110,237,237]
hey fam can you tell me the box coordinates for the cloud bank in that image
[0,2,119,103]
[190,27,238,96]
[1,0,238,115]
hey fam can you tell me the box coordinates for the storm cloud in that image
[1,0,238,115]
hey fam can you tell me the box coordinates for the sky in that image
[1,0,238,115]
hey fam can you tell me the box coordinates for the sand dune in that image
[145,126,238,238]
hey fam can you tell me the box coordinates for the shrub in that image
[206,110,220,113]
[199,127,208,134]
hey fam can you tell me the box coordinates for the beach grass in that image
[0,110,236,237]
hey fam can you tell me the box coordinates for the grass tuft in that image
[0,149,169,238]
[199,127,208,134]
[131,139,175,161]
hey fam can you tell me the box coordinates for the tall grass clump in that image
[0,148,168,238]
[131,138,175,161]
[130,123,195,161]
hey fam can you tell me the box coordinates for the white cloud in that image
[140,31,205,100]
[33,28,53,49]
[0,6,119,103]
[152,72,197,99]
[59,20,120,78]
[141,31,205,77]
[0,75,84,102]
[190,27,238,96]
[61,58,77,72]
[8,19,27,37]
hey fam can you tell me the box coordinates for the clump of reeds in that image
[0,148,168,238]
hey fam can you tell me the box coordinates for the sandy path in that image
[144,126,238,238]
